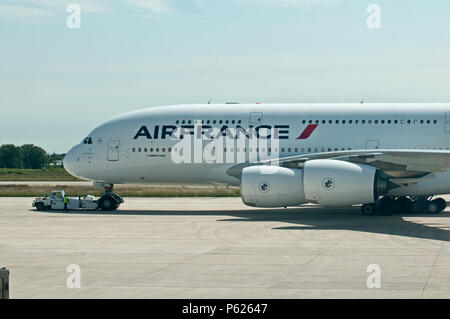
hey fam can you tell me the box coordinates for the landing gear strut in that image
[98,185,124,211]
[361,196,447,215]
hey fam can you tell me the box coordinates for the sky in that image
[1,0,450,153]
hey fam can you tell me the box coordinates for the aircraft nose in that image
[63,145,79,178]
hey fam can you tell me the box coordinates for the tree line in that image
[0,144,65,169]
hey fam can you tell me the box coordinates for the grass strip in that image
[0,185,241,197]
[0,168,81,181]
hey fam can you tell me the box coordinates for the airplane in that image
[63,103,450,215]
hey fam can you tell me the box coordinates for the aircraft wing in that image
[227,149,450,185]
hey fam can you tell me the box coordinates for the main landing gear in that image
[361,196,447,216]
[98,185,124,211]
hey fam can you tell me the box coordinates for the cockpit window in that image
[82,137,93,144]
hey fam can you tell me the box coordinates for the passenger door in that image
[249,112,263,126]
[107,140,120,161]
[445,112,450,133]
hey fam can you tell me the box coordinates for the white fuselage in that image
[63,103,450,198]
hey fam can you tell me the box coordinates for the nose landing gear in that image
[98,185,124,211]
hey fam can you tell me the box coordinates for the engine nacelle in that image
[302,159,386,206]
[240,160,388,208]
[241,165,306,207]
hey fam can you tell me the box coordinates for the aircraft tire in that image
[378,197,394,215]
[432,198,446,212]
[99,195,118,211]
[410,202,422,214]
[394,196,412,214]
[426,201,439,214]
[361,203,377,216]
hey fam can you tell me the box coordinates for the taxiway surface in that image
[0,197,449,298]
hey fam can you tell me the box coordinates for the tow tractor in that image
[32,189,123,211]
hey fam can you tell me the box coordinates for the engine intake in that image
[241,165,305,207]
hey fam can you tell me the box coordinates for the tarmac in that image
[0,196,449,298]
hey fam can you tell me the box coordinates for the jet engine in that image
[240,160,389,207]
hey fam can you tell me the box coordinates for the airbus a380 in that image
[63,103,450,215]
